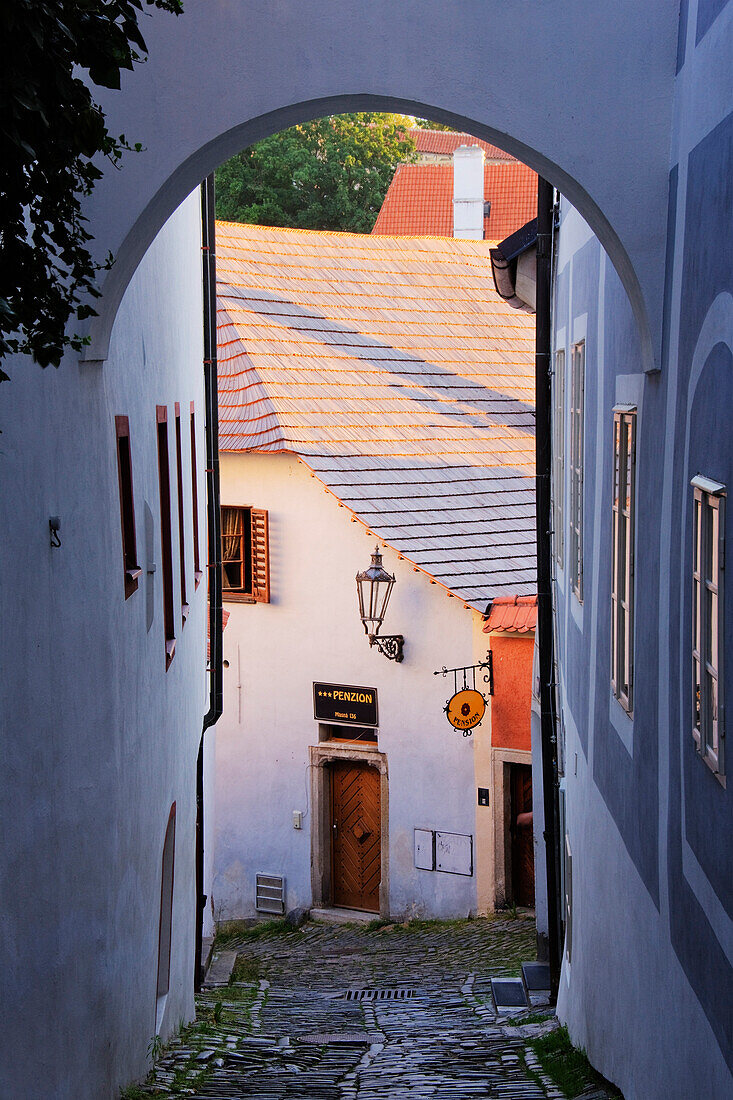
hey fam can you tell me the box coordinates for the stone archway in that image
[80,0,679,369]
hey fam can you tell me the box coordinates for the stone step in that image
[202,950,237,988]
[310,906,377,924]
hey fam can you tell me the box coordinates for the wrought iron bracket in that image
[370,634,405,662]
[433,652,493,695]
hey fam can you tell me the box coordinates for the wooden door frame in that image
[309,742,390,918]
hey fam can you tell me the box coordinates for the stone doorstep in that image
[202,949,237,988]
[310,906,377,924]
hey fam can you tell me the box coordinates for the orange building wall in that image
[489,633,534,751]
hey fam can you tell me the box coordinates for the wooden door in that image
[330,760,381,913]
[510,764,535,907]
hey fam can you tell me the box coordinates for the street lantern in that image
[356,546,404,662]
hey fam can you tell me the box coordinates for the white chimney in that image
[452,145,485,239]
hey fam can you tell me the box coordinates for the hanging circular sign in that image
[445,688,486,731]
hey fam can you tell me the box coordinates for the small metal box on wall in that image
[414,828,435,870]
[256,873,286,914]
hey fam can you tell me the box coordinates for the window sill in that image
[223,592,257,604]
[696,742,726,788]
[165,639,176,670]
[194,571,203,589]
[124,567,142,600]
[181,603,190,625]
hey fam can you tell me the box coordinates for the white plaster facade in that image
[211,452,494,920]
[1,192,208,1099]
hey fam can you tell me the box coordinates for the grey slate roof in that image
[217,221,536,610]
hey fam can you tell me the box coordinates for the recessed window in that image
[115,416,142,599]
[569,340,585,600]
[611,406,637,712]
[221,505,270,603]
[553,349,565,566]
[190,404,202,587]
[692,475,725,782]
[156,803,176,1032]
[157,407,176,668]
[174,404,188,622]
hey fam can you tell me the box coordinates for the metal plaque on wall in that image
[313,682,379,727]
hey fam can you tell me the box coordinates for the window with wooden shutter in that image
[221,505,270,603]
[251,508,270,603]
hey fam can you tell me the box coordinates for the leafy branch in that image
[0,0,183,373]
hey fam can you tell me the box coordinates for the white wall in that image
[0,192,207,1099]
[212,452,484,920]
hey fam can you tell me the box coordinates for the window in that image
[190,403,202,587]
[569,340,585,600]
[221,506,270,602]
[156,407,176,667]
[156,803,176,1031]
[553,349,566,566]
[692,475,725,781]
[115,416,142,599]
[174,404,188,621]
[564,832,573,965]
[611,406,637,712]
[319,722,378,744]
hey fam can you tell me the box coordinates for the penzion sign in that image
[313,682,379,727]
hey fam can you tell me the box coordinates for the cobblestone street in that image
[131,916,618,1099]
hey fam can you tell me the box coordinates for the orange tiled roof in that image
[216,221,536,608]
[483,594,538,633]
[371,162,537,240]
[408,128,515,162]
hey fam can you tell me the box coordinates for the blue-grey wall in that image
[552,3,732,1096]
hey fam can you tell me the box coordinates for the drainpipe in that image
[535,175,563,997]
[195,173,223,992]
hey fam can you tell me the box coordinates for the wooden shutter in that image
[251,508,270,603]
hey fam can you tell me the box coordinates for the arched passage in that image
[81,0,679,369]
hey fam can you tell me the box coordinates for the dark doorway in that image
[510,764,535,907]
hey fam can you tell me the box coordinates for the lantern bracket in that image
[370,633,404,663]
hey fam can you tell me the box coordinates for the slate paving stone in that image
[141,917,619,1099]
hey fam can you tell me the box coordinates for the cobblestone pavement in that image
[139,917,616,1099]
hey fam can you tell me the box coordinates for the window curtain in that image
[221,507,241,562]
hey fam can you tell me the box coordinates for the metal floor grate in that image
[342,988,417,1001]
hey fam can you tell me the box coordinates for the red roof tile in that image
[372,163,537,241]
[408,128,516,162]
[483,594,537,633]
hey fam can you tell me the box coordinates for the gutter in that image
[535,176,563,997]
[490,217,539,313]
[195,173,223,992]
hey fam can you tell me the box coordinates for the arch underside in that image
[82,1,678,369]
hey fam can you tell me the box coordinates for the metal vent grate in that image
[342,988,417,1001]
[255,873,285,914]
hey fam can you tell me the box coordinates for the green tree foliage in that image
[0,0,182,372]
[216,114,417,234]
[413,118,455,132]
